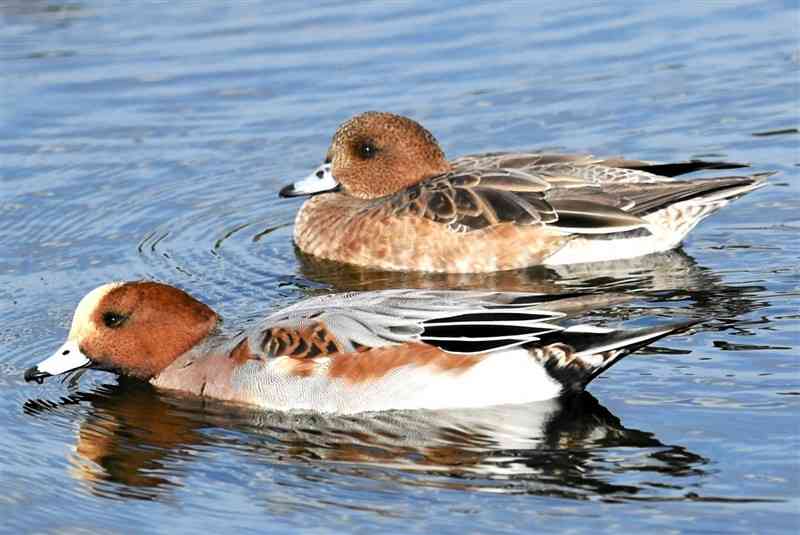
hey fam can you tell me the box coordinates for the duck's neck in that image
[149,330,245,400]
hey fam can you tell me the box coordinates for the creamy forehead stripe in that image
[69,282,124,340]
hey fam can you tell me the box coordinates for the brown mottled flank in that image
[328,342,484,384]
[294,194,569,272]
[84,282,219,379]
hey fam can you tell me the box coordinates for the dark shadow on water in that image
[21,379,753,504]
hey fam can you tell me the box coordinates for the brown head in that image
[24,281,219,383]
[280,112,452,200]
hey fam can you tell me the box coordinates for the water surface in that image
[2,1,798,533]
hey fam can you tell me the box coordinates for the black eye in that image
[358,142,377,159]
[102,311,127,328]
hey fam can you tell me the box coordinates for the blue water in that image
[2,1,798,533]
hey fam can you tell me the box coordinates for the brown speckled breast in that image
[293,194,569,273]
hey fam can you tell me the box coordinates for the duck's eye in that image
[358,142,377,159]
[102,311,127,328]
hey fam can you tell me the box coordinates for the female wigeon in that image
[280,112,770,273]
[25,281,698,414]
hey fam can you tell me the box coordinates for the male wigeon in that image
[25,281,698,414]
[280,112,770,273]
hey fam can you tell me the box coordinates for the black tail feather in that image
[623,160,750,177]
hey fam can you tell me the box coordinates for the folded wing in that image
[387,152,764,234]
[260,290,567,355]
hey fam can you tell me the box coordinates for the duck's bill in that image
[24,340,91,384]
[279,163,339,197]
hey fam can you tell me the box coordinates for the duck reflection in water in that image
[295,247,764,324]
[24,381,707,501]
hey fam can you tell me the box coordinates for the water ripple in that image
[2,0,798,532]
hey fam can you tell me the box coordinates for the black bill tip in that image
[24,366,50,384]
[279,184,299,198]
[279,183,340,198]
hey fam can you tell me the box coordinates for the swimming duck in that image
[25,281,697,414]
[280,112,769,273]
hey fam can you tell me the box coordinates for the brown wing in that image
[597,175,770,216]
[387,167,646,233]
[258,322,347,359]
[388,168,556,229]
[387,152,754,233]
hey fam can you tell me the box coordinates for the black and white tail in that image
[530,320,701,393]
[414,293,700,393]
